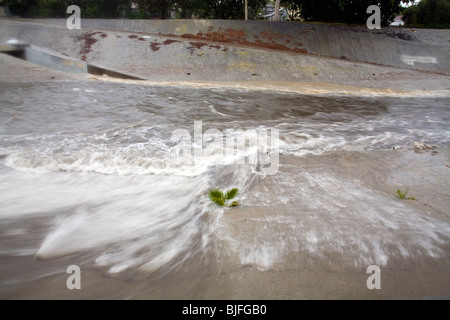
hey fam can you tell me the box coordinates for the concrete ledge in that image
[87,64,144,80]
[24,45,87,74]
[1,41,143,79]
[0,43,28,52]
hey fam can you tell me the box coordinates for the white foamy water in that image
[225,170,450,271]
[0,81,449,284]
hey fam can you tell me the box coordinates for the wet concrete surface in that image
[0,18,449,90]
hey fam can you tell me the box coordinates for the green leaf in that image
[229,201,239,207]
[225,188,238,200]
[209,189,225,207]
[396,188,411,200]
[211,197,225,207]
[209,188,240,207]
[209,189,222,199]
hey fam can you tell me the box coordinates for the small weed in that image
[396,188,416,200]
[209,188,239,207]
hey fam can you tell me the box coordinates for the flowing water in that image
[0,81,449,297]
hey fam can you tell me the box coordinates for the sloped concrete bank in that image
[28,18,450,73]
[0,18,449,90]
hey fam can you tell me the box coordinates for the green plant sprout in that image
[396,188,416,200]
[209,188,239,207]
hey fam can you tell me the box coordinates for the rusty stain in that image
[181,28,247,45]
[138,37,145,41]
[150,42,161,52]
[187,42,208,55]
[128,35,138,39]
[175,28,308,55]
[189,42,208,49]
[75,32,101,61]
[100,34,108,38]
[163,39,180,45]
[260,31,279,42]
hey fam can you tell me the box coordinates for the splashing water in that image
[0,81,449,285]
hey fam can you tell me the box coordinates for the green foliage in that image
[177,0,267,19]
[123,8,149,19]
[396,188,408,199]
[5,0,431,25]
[72,0,133,18]
[284,0,414,25]
[209,188,239,208]
[3,0,132,18]
[135,0,175,19]
[283,1,302,21]
[396,188,416,200]
[402,0,450,29]
[3,0,268,19]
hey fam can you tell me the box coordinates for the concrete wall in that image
[38,18,450,73]
[0,18,449,84]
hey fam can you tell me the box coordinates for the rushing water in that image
[0,81,449,294]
